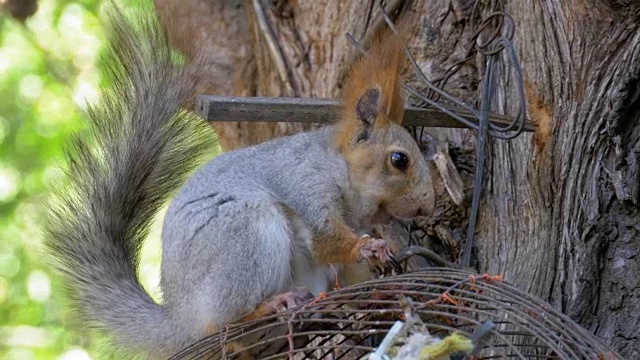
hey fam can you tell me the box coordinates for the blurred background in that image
[0,0,164,358]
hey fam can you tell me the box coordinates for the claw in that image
[357,235,395,270]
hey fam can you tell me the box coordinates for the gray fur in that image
[44,2,435,359]
[161,128,362,337]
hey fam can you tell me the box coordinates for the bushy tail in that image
[44,2,211,357]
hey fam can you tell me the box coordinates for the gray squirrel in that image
[44,3,435,359]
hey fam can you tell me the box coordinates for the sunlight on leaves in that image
[0,0,106,358]
[0,0,198,358]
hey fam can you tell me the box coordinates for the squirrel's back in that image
[171,126,346,197]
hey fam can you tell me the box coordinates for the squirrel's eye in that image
[390,152,409,172]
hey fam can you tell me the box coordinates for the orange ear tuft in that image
[336,27,407,151]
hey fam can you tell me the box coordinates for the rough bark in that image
[155,0,640,357]
[497,2,640,357]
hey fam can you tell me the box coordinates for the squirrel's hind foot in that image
[246,287,315,321]
[270,287,315,313]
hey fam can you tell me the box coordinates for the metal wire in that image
[169,267,621,360]
[367,3,528,268]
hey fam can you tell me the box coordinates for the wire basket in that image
[170,267,621,360]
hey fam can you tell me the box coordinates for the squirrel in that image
[44,3,435,359]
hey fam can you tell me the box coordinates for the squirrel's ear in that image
[355,88,382,127]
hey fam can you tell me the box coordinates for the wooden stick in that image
[196,95,536,132]
[433,142,465,206]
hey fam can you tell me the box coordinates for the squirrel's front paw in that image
[356,235,395,269]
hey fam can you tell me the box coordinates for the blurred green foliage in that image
[0,0,165,358]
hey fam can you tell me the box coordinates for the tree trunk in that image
[155,0,640,357]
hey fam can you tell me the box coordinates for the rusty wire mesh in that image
[170,267,621,360]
